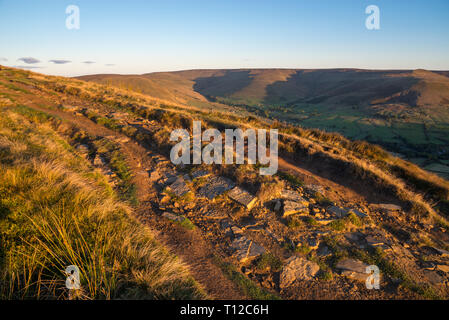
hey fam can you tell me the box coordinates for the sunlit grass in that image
[0,109,204,300]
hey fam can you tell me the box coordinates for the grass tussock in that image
[351,247,441,300]
[255,253,282,272]
[213,256,280,300]
[0,109,203,300]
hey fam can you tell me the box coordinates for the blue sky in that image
[0,0,448,76]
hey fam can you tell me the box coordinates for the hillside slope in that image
[78,68,449,107]
[0,105,204,300]
[3,66,449,299]
[78,68,449,179]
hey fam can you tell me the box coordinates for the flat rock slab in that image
[167,176,190,197]
[423,270,445,285]
[191,170,211,179]
[273,200,282,212]
[336,258,368,274]
[335,259,369,282]
[391,244,415,259]
[345,232,365,243]
[108,112,127,119]
[158,172,177,186]
[348,208,368,218]
[198,176,235,200]
[281,190,306,203]
[365,234,389,248]
[317,245,332,257]
[162,212,185,223]
[340,270,370,282]
[280,256,320,288]
[283,200,308,217]
[328,206,349,219]
[204,208,229,220]
[371,203,402,212]
[220,220,246,239]
[265,229,284,243]
[165,176,177,184]
[345,232,368,249]
[245,224,265,232]
[227,187,257,210]
[231,236,265,262]
[305,184,325,194]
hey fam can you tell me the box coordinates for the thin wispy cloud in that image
[0,58,7,62]
[18,57,40,64]
[83,61,95,64]
[12,65,42,70]
[49,59,71,64]
[105,64,115,66]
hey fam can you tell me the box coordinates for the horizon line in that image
[3,64,449,78]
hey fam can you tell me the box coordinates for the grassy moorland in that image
[79,69,449,179]
[0,105,204,299]
[2,66,449,299]
[4,66,449,224]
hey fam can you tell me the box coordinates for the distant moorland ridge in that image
[78,68,449,179]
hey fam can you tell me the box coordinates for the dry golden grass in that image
[256,179,285,203]
[279,131,441,220]
[4,66,449,228]
[0,108,204,300]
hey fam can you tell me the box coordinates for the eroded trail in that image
[30,105,246,300]
[277,153,406,208]
[25,103,446,300]
[3,65,449,301]
[278,158,366,204]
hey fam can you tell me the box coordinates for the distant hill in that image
[77,68,449,108]
[77,68,449,178]
[4,65,449,300]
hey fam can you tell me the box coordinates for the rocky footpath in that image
[143,152,449,298]
[66,102,449,299]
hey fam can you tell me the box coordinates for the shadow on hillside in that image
[192,70,252,102]
[264,69,419,106]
